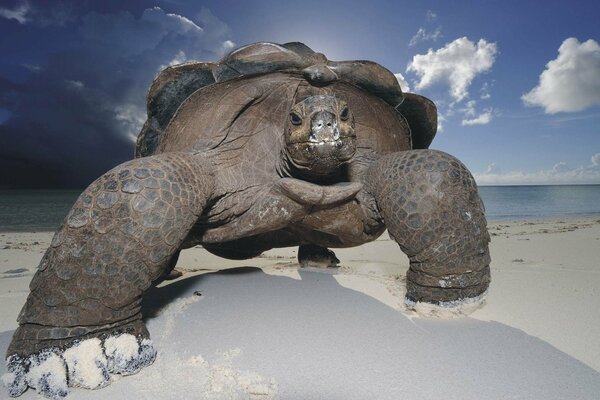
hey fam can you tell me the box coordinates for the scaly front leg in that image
[4,152,214,398]
[365,150,490,316]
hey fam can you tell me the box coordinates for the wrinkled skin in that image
[4,42,490,398]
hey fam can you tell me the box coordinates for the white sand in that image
[62,338,109,389]
[1,218,599,399]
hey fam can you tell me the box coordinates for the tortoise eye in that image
[290,112,302,126]
[340,106,349,121]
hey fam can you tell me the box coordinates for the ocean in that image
[478,185,600,221]
[1,185,600,231]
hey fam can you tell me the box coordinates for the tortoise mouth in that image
[286,136,357,177]
[292,134,356,146]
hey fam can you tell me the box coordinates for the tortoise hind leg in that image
[365,150,490,316]
[298,244,340,268]
[5,152,214,398]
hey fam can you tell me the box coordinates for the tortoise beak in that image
[309,111,340,143]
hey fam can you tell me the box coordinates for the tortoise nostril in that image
[327,122,332,127]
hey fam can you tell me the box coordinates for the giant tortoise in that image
[4,42,490,398]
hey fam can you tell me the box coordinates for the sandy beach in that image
[1,218,600,399]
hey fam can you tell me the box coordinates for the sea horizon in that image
[1,184,600,231]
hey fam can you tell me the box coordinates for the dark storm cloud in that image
[0,4,234,188]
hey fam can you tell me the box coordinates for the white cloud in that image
[409,27,442,47]
[458,100,493,126]
[22,63,42,73]
[196,7,235,58]
[407,37,498,102]
[65,79,84,90]
[552,161,569,173]
[485,163,500,174]
[394,73,410,92]
[522,38,600,113]
[159,50,188,71]
[461,100,477,117]
[114,104,146,142]
[169,50,187,65]
[426,10,437,21]
[0,1,30,24]
[462,110,492,126]
[436,113,446,132]
[81,6,231,59]
[480,82,492,99]
[144,7,203,35]
[474,156,600,185]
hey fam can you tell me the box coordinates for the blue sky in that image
[0,0,599,187]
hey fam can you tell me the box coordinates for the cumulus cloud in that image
[407,37,498,102]
[461,111,492,126]
[474,156,600,185]
[0,6,234,188]
[394,73,410,92]
[0,1,30,24]
[409,28,442,47]
[426,10,437,21]
[522,38,600,114]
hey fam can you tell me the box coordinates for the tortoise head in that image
[284,95,356,180]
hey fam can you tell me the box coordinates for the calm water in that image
[1,185,600,231]
[478,185,600,221]
[0,190,81,232]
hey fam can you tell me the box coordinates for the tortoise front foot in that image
[3,320,156,399]
[298,244,340,268]
[366,150,491,317]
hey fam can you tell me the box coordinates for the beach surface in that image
[1,218,600,399]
